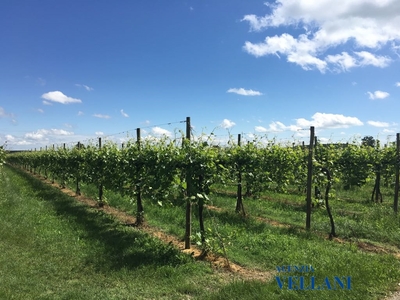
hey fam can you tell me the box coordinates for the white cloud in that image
[396,82,400,87]
[256,121,301,133]
[4,130,102,150]
[383,128,395,133]
[242,0,400,72]
[296,112,363,129]
[367,90,390,99]
[319,137,330,143]
[75,84,94,91]
[227,88,263,96]
[325,52,357,72]
[255,126,268,133]
[14,140,32,146]
[220,119,236,129]
[354,51,391,68]
[367,120,390,127]
[95,131,104,136]
[151,127,171,136]
[41,91,82,104]
[24,129,73,141]
[77,111,84,116]
[5,134,15,141]
[253,113,362,138]
[42,100,52,106]
[269,121,286,132]
[51,129,73,135]
[37,109,44,113]
[93,114,111,119]
[120,109,129,117]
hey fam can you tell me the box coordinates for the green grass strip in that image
[6,166,400,299]
[0,166,225,299]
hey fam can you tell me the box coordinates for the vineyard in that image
[5,120,400,249]
[3,120,400,299]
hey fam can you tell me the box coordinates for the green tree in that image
[362,136,376,148]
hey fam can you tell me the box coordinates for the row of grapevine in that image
[6,124,400,246]
[0,145,5,168]
[314,138,399,202]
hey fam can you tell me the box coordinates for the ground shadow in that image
[11,167,192,273]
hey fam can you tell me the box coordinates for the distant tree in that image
[75,142,85,149]
[361,136,376,148]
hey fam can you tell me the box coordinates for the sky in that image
[1,0,400,150]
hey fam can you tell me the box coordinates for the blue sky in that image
[1,0,400,150]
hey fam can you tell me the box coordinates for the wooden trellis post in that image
[306,126,315,230]
[394,133,399,213]
[98,138,103,206]
[185,116,192,249]
[136,128,144,225]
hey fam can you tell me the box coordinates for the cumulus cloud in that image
[42,100,52,105]
[383,128,395,133]
[367,90,390,99]
[120,109,129,117]
[75,84,93,91]
[242,0,400,72]
[51,129,73,135]
[255,121,301,133]
[396,82,400,87]
[152,127,171,136]
[25,129,73,141]
[220,119,236,129]
[355,51,391,68]
[41,91,82,104]
[367,120,390,127]
[1,128,77,149]
[5,134,15,141]
[255,126,268,133]
[295,112,363,128]
[93,114,111,119]
[254,113,363,136]
[227,88,263,96]
[325,52,357,72]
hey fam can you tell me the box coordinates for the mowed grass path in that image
[0,166,231,300]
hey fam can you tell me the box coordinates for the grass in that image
[0,166,226,299]
[211,183,400,247]
[4,166,400,299]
